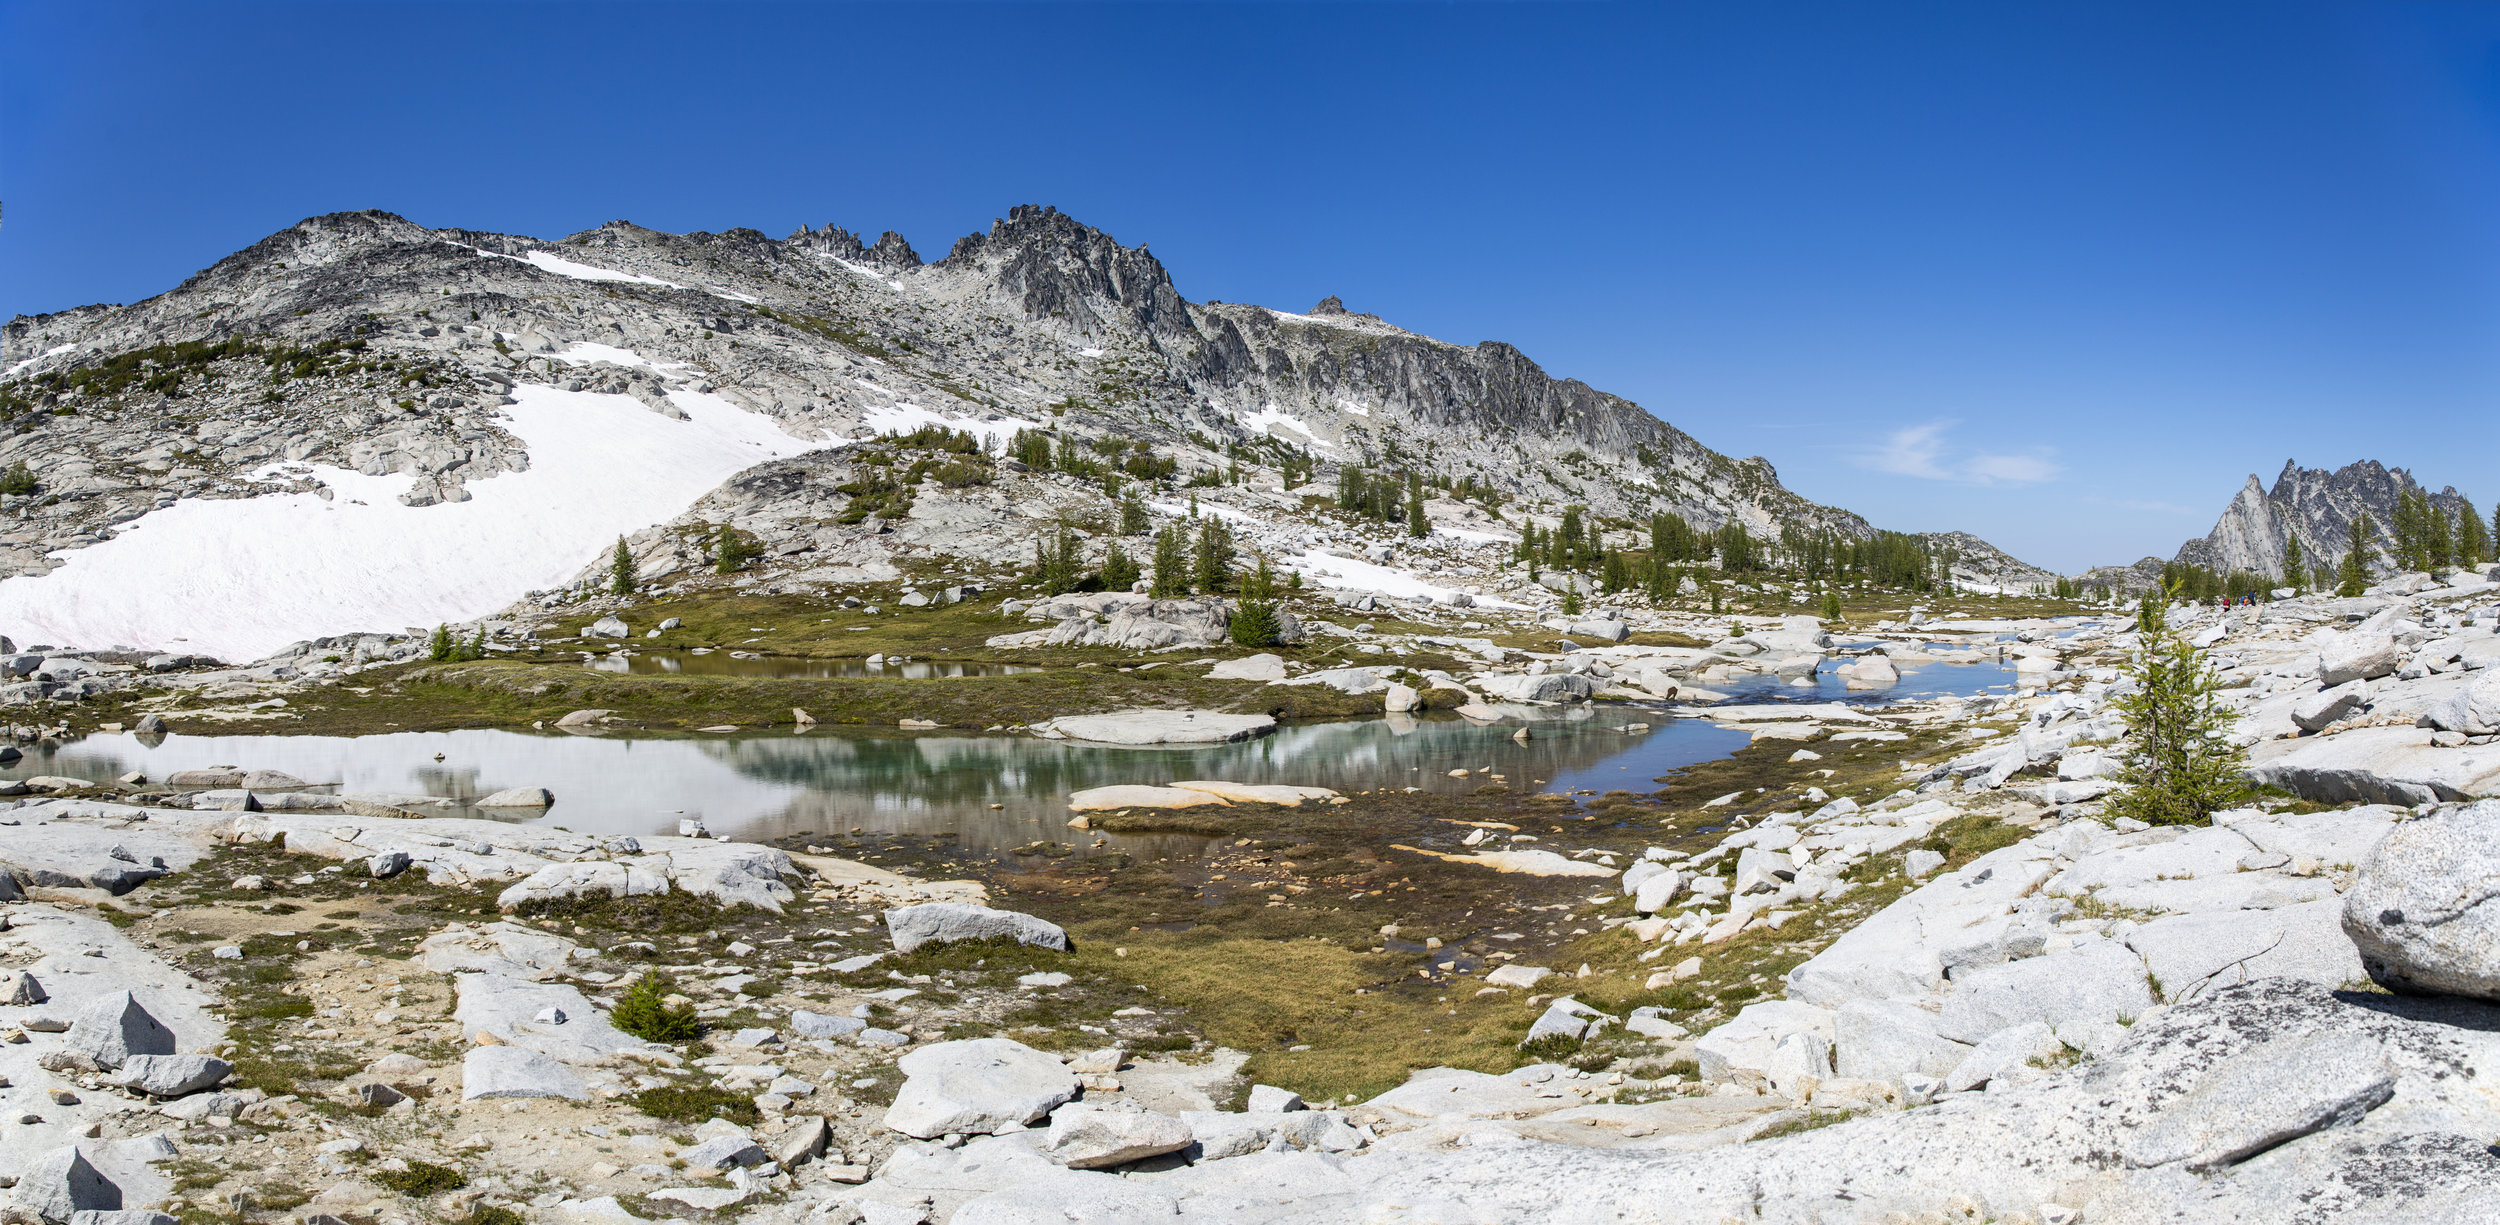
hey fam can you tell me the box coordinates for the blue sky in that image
[5,1,2498,574]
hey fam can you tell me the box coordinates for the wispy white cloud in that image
[1866,422,1953,480]
[1858,420,2060,487]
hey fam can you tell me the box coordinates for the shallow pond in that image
[7,712,1741,857]
[6,658,2014,859]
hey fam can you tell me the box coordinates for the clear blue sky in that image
[6,1,2498,574]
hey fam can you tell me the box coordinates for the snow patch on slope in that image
[815,253,904,292]
[858,403,1037,451]
[3,345,76,380]
[0,385,821,661]
[521,250,683,289]
[1147,500,1261,526]
[1238,406,1334,452]
[1287,551,1529,610]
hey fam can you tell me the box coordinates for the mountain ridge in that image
[0,204,2054,656]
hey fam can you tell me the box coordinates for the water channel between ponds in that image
[5,659,2017,862]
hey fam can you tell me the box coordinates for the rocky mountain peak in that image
[1310,295,1348,315]
[789,225,924,270]
[2174,457,2474,579]
[937,204,1188,340]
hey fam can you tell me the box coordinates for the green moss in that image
[371,1160,467,1197]
[512,889,749,934]
[627,1085,759,1125]
[1751,1108,1863,1141]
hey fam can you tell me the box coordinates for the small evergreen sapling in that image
[611,973,701,1043]
[609,536,635,596]
[713,525,761,574]
[1230,559,1283,648]
[1099,542,1140,591]
[2108,582,2251,826]
[1820,590,1842,622]
[427,624,453,661]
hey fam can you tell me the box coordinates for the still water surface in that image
[5,660,2014,858]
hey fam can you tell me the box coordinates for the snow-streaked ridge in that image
[0,385,823,661]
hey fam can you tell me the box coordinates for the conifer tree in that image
[1230,557,1282,647]
[1406,474,1428,539]
[1193,518,1236,593]
[427,623,453,661]
[1150,526,1191,597]
[1030,527,1084,595]
[1821,589,1842,622]
[2459,497,2490,569]
[1119,496,1150,536]
[713,525,759,574]
[2281,535,2303,589]
[2337,513,2375,597]
[2109,582,2251,826]
[609,536,636,596]
[1099,542,1140,591]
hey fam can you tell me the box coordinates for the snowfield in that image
[0,384,821,661]
[1287,550,1530,610]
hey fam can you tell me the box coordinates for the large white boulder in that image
[2292,682,2369,733]
[2424,669,2500,736]
[884,1038,1079,1139]
[2342,799,2500,999]
[884,902,1071,955]
[2317,632,2400,686]
[1473,673,1599,703]
[1043,1102,1193,1168]
[65,992,175,1070]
